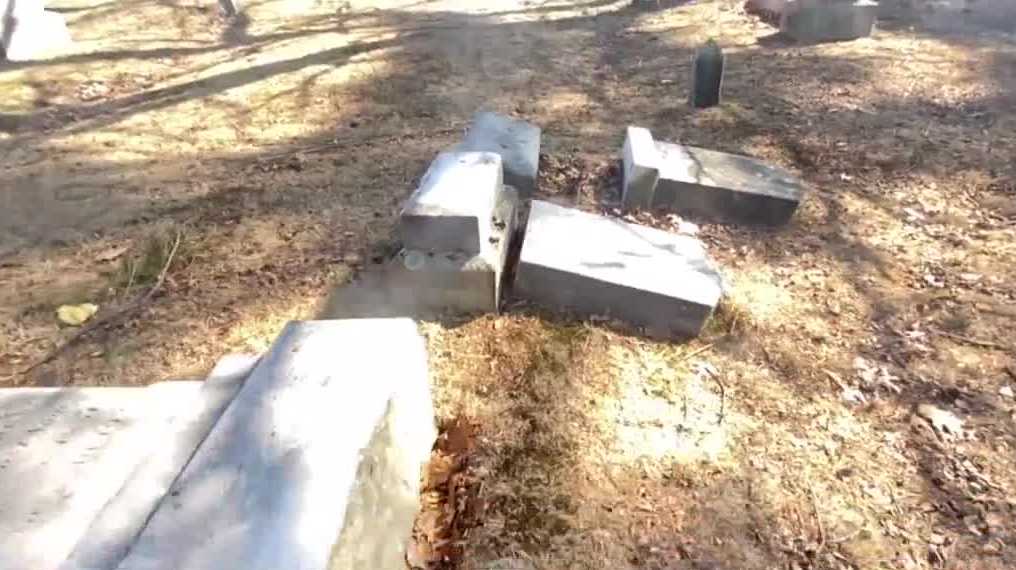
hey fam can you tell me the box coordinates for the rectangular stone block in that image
[458,111,541,197]
[321,255,496,320]
[328,187,519,319]
[515,201,723,337]
[780,0,878,43]
[400,151,504,254]
[652,142,803,225]
[621,126,661,210]
[117,319,436,570]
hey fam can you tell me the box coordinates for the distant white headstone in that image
[1,0,72,62]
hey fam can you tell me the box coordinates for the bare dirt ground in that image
[2,0,1015,568]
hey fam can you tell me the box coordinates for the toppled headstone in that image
[387,151,520,316]
[620,126,803,226]
[0,382,209,570]
[60,356,258,570]
[780,0,878,43]
[457,111,541,197]
[1,0,71,61]
[400,181,518,313]
[117,319,436,570]
[622,126,661,211]
[515,200,723,337]
[330,185,519,319]
[745,0,790,24]
[400,151,504,254]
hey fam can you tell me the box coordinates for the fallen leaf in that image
[917,404,964,438]
[95,245,128,262]
[56,303,99,326]
[405,538,434,569]
[842,386,867,405]
[424,452,456,491]
[998,385,1013,399]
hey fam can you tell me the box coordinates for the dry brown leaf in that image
[95,245,128,262]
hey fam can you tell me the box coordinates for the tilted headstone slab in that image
[620,126,803,225]
[400,151,504,254]
[330,186,520,318]
[780,0,878,43]
[621,126,661,211]
[653,142,803,225]
[458,111,541,197]
[60,356,258,570]
[116,319,436,570]
[515,200,723,337]
[0,383,208,570]
[398,182,519,315]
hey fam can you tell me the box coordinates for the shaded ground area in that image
[1,0,1015,569]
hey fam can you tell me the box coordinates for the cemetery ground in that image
[1,0,1015,569]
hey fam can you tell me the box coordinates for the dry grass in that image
[1,0,1015,568]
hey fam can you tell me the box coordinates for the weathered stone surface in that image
[619,127,803,225]
[1,0,71,62]
[60,355,258,570]
[652,141,803,225]
[515,201,723,337]
[458,111,541,197]
[323,251,497,319]
[0,383,204,570]
[117,319,436,570]
[328,187,519,318]
[400,151,504,254]
[780,0,878,43]
[621,126,661,211]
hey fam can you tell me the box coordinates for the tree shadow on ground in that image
[2,0,1015,568]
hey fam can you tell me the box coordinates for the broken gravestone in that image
[456,111,542,198]
[324,151,519,320]
[515,200,723,337]
[621,126,803,225]
[117,319,436,570]
[780,0,879,43]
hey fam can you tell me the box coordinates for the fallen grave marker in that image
[621,126,803,225]
[515,200,723,338]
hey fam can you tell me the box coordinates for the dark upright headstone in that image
[690,41,724,109]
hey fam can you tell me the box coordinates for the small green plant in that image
[115,230,185,293]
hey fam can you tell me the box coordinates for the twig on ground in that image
[703,365,726,425]
[678,343,714,363]
[934,329,1009,352]
[808,484,827,552]
[21,232,182,376]
[124,259,137,298]
[714,373,726,425]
